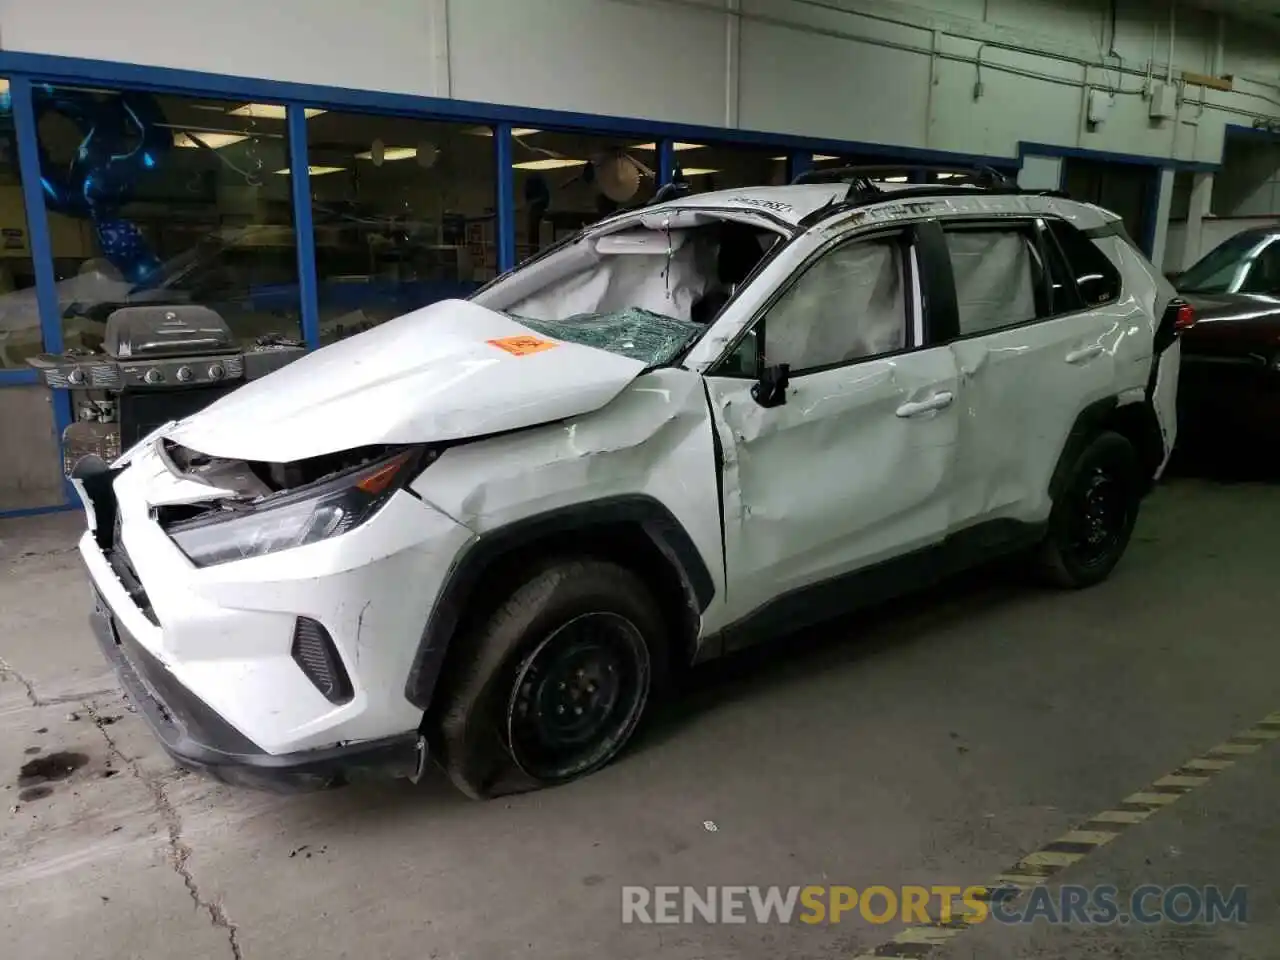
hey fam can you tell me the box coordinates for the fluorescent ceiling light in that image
[230,103,324,120]
[173,131,249,149]
[936,172,959,179]
[469,126,541,137]
[512,158,588,170]
[355,146,419,161]
[679,167,720,176]
[883,175,908,182]
[814,154,840,161]
[633,141,703,152]
[275,165,345,176]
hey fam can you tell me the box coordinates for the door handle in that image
[1065,344,1105,364]
[895,391,954,418]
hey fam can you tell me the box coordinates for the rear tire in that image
[433,558,666,799]
[1038,431,1141,589]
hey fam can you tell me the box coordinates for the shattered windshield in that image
[505,308,701,366]
[475,215,783,365]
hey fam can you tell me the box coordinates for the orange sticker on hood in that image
[488,335,559,356]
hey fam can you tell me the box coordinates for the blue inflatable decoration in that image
[33,85,170,283]
[94,218,161,283]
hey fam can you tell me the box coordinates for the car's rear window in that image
[1047,220,1122,306]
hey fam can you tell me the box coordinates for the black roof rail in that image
[794,183,1074,228]
[792,164,1019,202]
[647,180,692,206]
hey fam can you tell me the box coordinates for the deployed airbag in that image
[764,239,905,369]
[946,231,1038,334]
[506,233,713,324]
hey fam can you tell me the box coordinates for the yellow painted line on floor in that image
[1123,791,1181,806]
[1152,774,1211,788]
[992,873,1044,889]
[1207,742,1261,756]
[891,925,965,945]
[1019,849,1087,869]
[844,707,1280,960]
[1089,808,1151,824]
[1240,727,1280,740]
[1056,829,1120,846]
[1181,757,1235,772]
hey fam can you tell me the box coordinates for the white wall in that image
[0,0,447,96]
[1,0,1279,167]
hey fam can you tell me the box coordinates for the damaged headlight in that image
[168,447,432,567]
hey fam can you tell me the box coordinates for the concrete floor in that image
[1,473,1277,960]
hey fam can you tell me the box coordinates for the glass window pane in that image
[31,86,299,350]
[1048,220,1122,304]
[811,154,915,178]
[513,130,656,258]
[0,78,45,368]
[676,143,787,194]
[944,227,1043,335]
[762,236,907,372]
[306,113,498,344]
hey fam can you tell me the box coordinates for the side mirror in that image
[751,362,790,408]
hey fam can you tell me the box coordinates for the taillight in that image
[1174,302,1197,332]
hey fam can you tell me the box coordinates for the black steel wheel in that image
[1066,464,1129,568]
[434,558,666,799]
[506,611,650,782]
[1039,430,1142,589]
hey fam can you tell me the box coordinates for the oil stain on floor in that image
[18,751,88,789]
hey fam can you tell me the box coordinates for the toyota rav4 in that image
[74,171,1188,797]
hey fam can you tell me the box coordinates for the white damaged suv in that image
[75,170,1188,796]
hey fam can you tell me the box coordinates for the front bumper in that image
[90,586,424,791]
[74,440,476,785]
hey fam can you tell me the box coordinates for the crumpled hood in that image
[163,299,646,462]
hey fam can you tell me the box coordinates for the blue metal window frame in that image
[0,51,1240,518]
[1,76,75,514]
[1017,141,1217,260]
[786,151,813,184]
[657,140,676,186]
[286,106,321,349]
[495,123,516,273]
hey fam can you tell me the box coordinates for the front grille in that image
[291,618,353,704]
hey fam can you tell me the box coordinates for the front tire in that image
[434,558,665,799]
[1038,431,1141,589]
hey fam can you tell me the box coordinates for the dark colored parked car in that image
[1174,227,1280,450]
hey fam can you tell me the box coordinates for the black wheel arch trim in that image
[404,495,715,710]
[1049,397,1117,501]
[1049,396,1163,503]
